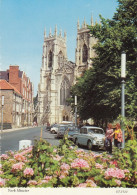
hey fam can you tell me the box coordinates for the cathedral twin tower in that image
[38,17,97,125]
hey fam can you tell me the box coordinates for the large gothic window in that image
[60,77,70,105]
[82,44,88,62]
[48,50,52,67]
[58,51,64,68]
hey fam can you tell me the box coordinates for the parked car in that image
[56,125,70,138]
[73,126,105,150]
[64,126,80,140]
[50,124,60,134]
[46,123,56,131]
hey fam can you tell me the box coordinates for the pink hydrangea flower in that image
[27,180,37,185]
[115,179,121,186]
[77,183,87,187]
[44,176,52,180]
[124,169,130,173]
[24,168,34,176]
[39,180,49,184]
[20,147,33,156]
[59,175,66,179]
[95,163,104,169]
[0,178,6,187]
[76,149,84,153]
[53,149,57,153]
[12,162,24,171]
[60,163,70,170]
[0,171,3,175]
[110,160,118,166]
[71,158,89,169]
[53,155,63,161]
[69,146,74,149]
[86,179,97,187]
[105,168,125,179]
[14,154,26,161]
[0,154,9,160]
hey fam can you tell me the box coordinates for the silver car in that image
[73,126,105,150]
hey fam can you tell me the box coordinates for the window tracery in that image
[82,44,88,62]
[60,77,70,105]
[48,50,52,67]
[58,51,64,68]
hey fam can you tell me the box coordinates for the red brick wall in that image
[9,66,21,92]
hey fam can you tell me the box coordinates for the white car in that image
[73,126,105,150]
[50,124,59,134]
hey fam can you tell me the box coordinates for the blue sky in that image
[0,0,118,96]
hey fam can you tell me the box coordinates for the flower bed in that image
[0,136,137,188]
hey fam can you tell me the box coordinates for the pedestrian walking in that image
[111,123,123,149]
[105,123,113,154]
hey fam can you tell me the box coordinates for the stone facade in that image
[38,18,97,125]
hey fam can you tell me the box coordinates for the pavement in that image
[0,126,41,133]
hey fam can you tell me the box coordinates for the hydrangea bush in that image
[0,135,137,188]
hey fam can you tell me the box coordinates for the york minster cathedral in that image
[37,17,97,125]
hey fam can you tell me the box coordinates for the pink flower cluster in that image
[20,147,33,156]
[110,160,118,167]
[27,180,37,185]
[124,169,130,173]
[0,171,3,175]
[0,178,6,187]
[115,179,121,186]
[0,164,2,169]
[14,154,26,161]
[39,180,49,185]
[95,163,104,169]
[53,155,63,161]
[77,179,97,188]
[12,162,24,171]
[105,168,125,179]
[76,149,85,153]
[0,154,9,160]
[59,170,69,179]
[60,163,70,171]
[71,158,89,169]
[24,168,34,176]
[44,176,52,180]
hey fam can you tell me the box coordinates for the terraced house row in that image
[0,65,34,129]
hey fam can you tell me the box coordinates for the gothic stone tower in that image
[38,26,75,125]
[75,17,97,78]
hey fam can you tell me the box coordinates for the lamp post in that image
[121,52,126,148]
[75,96,77,127]
[1,95,4,132]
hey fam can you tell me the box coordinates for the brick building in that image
[0,80,22,129]
[0,65,34,128]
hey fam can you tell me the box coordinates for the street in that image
[1,126,105,154]
[1,126,60,154]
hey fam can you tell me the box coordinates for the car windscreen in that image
[54,124,59,127]
[88,129,103,134]
[59,126,68,131]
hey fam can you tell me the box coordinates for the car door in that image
[82,128,88,145]
[78,128,84,144]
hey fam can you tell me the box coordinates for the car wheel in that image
[87,140,92,150]
[51,130,55,134]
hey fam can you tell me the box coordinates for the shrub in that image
[0,137,137,187]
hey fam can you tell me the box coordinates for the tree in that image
[71,0,137,126]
